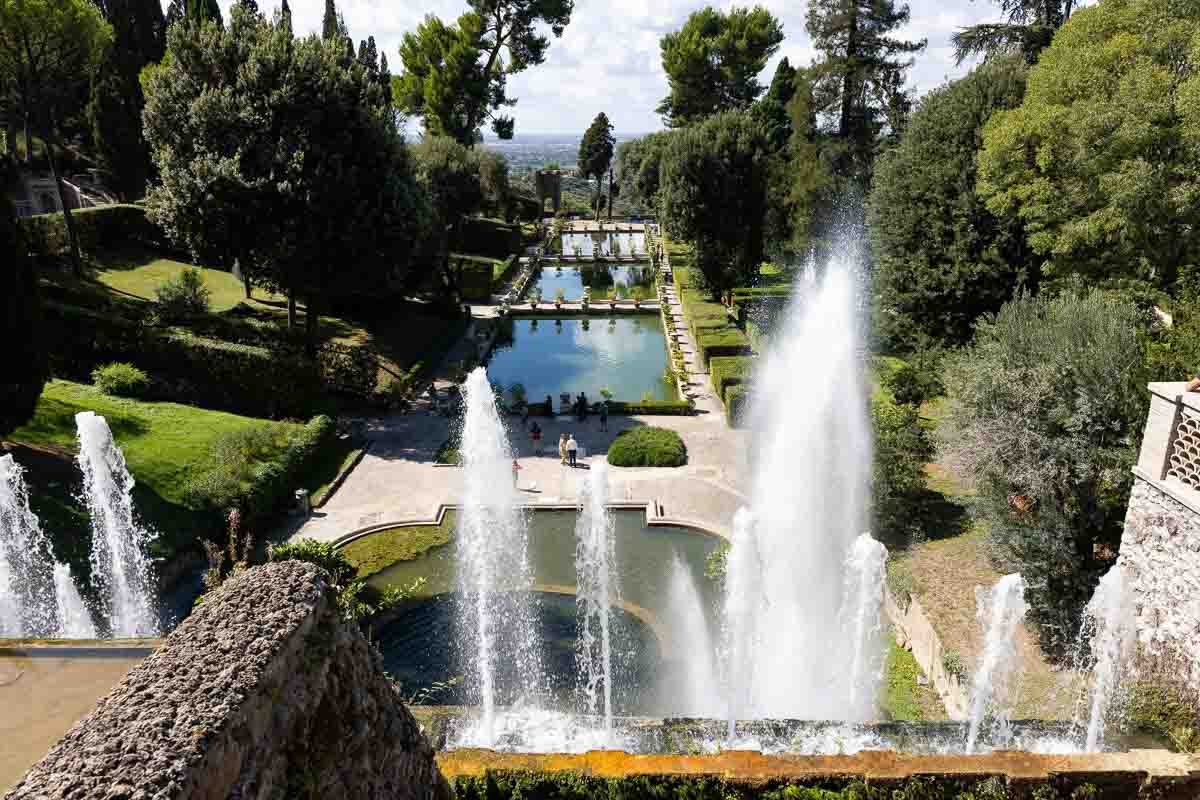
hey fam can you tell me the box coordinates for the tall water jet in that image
[0,454,63,637]
[54,564,97,638]
[75,411,159,638]
[574,462,616,738]
[455,367,542,745]
[965,574,1028,753]
[723,254,873,720]
[840,533,889,720]
[664,552,721,717]
[1074,566,1136,751]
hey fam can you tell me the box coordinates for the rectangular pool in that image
[532,264,655,301]
[486,316,674,403]
[562,230,645,258]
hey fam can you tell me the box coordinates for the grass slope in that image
[4,380,303,571]
[96,254,283,312]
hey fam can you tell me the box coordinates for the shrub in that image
[19,204,160,260]
[697,330,752,363]
[710,355,753,398]
[604,400,692,415]
[872,398,935,542]
[939,290,1147,654]
[607,426,687,467]
[185,415,334,520]
[725,384,749,427]
[882,351,945,407]
[155,267,211,320]
[91,362,150,398]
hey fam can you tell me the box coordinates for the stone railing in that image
[4,561,450,800]
[883,587,969,720]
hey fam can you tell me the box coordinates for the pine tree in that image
[186,0,222,26]
[805,0,924,186]
[280,0,291,31]
[89,0,166,200]
[578,112,615,220]
[164,0,184,28]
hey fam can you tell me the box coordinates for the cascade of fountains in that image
[574,462,617,738]
[76,411,159,638]
[965,574,1028,753]
[840,533,890,720]
[664,552,722,717]
[1073,566,1136,751]
[0,454,97,638]
[722,254,876,722]
[454,368,543,746]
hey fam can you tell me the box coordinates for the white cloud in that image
[195,0,1006,135]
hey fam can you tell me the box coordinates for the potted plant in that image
[600,387,613,402]
[555,288,566,309]
[612,237,622,260]
[632,286,644,308]
[530,289,541,309]
[609,285,622,309]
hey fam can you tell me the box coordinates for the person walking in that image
[512,459,521,487]
[559,433,569,465]
[530,421,542,454]
[566,434,579,467]
[599,400,609,432]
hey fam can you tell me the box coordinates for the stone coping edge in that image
[328,502,726,550]
[1132,466,1200,517]
[313,440,371,509]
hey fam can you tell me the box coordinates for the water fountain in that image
[722,257,876,722]
[54,563,97,639]
[965,574,1028,753]
[76,411,159,638]
[453,368,543,746]
[840,533,889,721]
[0,454,60,637]
[664,553,721,717]
[574,462,616,738]
[1073,565,1136,751]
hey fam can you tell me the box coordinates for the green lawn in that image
[5,380,303,571]
[879,629,947,721]
[339,512,457,578]
[95,253,284,312]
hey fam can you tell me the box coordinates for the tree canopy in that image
[939,290,1148,654]
[805,0,925,185]
[977,0,1200,293]
[0,188,45,439]
[396,0,572,143]
[868,57,1035,348]
[578,112,615,217]
[660,110,771,299]
[0,0,113,273]
[953,0,1074,65]
[657,6,784,128]
[614,131,675,214]
[143,5,429,343]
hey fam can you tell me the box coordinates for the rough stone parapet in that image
[5,561,450,800]
[1120,478,1200,688]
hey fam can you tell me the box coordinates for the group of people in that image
[570,393,609,431]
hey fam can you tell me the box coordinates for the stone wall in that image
[884,588,969,720]
[4,561,450,800]
[1120,479,1200,687]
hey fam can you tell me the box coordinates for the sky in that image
[189,0,1008,135]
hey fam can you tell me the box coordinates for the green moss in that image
[879,629,943,722]
[606,426,687,468]
[1126,677,1200,751]
[338,512,457,577]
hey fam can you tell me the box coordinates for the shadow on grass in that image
[875,487,972,556]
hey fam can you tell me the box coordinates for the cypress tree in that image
[186,0,222,26]
[0,188,46,439]
[321,0,338,39]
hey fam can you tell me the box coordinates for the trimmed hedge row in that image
[606,400,693,415]
[710,355,754,397]
[669,241,753,365]
[42,301,375,418]
[456,216,521,258]
[726,384,749,427]
[19,204,160,258]
[457,255,501,300]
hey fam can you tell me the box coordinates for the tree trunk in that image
[243,274,252,299]
[23,112,32,166]
[287,291,296,329]
[44,123,83,276]
[305,294,319,355]
[839,5,859,141]
[607,169,614,222]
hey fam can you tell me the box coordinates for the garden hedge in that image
[19,204,160,258]
[697,331,752,363]
[607,426,687,467]
[456,216,522,258]
[726,384,749,427]
[605,400,693,415]
[709,355,754,397]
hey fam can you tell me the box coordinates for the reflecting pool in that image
[562,230,645,258]
[531,264,655,301]
[484,316,674,402]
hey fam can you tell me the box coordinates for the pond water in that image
[562,231,645,258]
[531,264,655,301]
[370,509,721,715]
[484,316,674,403]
